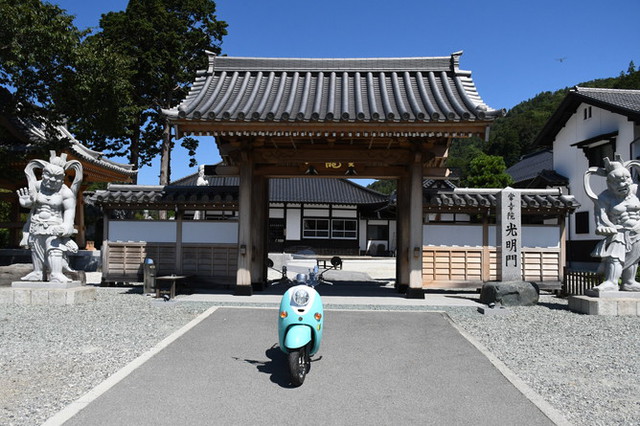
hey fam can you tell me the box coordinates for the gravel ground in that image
[1,283,639,425]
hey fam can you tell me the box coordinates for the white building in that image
[526,87,640,267]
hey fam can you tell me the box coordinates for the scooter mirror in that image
[267,258,274,268]
[330,256,342,268]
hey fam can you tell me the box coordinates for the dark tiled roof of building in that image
[534,87,640,147]
[90,177,387,208]
[527,170,569,188]
[173,171,386,205]
[506,149,553,183]
[269,178,387,204]
[574,86,640,113]
[172,172,238,187]
[163,52,504,128]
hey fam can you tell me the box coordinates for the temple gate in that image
[163,52,504,297]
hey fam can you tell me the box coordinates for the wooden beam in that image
[254,146,413,165]
[170,119,490,138]
[253,164,408,178]
[406,152,425,299]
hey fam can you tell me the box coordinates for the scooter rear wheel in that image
[288,346,308,386]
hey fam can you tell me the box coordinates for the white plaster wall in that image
[182,222,238,243]
[110,221,177,243]
[522,226,560,248]
[423,224,559,248]
[424,224,483,246]
[286,209,301,240]
[332,209,357,218]
[304,208,329,217]
[553,103,638,242]
[358,219,367,251]
[269,208,284,219]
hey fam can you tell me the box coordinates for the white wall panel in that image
[183,222,238,243]
[423,224,559,248]
[286,209,301,240]
[110,221,177,243]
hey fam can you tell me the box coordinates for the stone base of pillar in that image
[1,285,96,305]
[569,292,640,315]
[405,287,425,299]
[234,285,253,296]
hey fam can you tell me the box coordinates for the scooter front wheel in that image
[287,346,309,386]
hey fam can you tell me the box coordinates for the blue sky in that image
[54,0,640,185]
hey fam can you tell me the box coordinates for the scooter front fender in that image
[284,324,312,350]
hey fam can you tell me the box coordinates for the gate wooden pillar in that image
[235,151,255,295]
[396,174,410,293]
[406,151,425,299]
[396,150,425,298]
[249,174,268,290]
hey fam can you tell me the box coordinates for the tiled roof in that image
[87,185,239,208]
[423,189,579,213]
[163,52,504,128]
[506,149,553,183]
[269,178,387,204]
[91,176,387,208]
[534,87,640,147]
[573,86,640,113]
[5,115,137,178]
[526,170,569,188]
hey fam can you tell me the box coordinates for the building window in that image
[583,106,592,120]
[367,223,389,240]
[331,219,357,239]
[585,142,615,168]
[303,218,329,238]
[575,211,590,234]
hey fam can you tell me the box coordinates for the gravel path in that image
[1,285,639,425]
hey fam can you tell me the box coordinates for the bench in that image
[316,256,343,270]
[155,274,193,299]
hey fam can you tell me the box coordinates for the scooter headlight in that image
[292,288,310,306]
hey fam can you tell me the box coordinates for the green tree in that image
[59,35,137,158]
[367,179,397,195]
[0,0,82,157]
[70,0,227,183]
[445,137,484,182]
[465,154,513,188]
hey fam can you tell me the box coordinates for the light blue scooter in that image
[276,264,332,386]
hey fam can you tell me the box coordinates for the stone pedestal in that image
[0,281,96,305]
[568,291,640,316]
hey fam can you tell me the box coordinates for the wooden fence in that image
[102,241,237,286]
[422,246,562,288]
[562,268,602,296]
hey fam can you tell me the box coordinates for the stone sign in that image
[480,188,539,308]
[497,187,522,282]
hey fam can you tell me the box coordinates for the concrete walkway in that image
[44,261,568,424]
[175,256,484,308]
[48,308,566,426]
